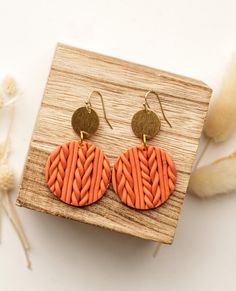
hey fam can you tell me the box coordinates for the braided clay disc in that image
[112,144,176,210]
[45,141,111,206]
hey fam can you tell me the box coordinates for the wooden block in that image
[16,43,212,243]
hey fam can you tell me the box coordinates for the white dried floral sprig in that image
[190,54,236,199]
[0,76,18,109]
[2,76,17,96]
[195,55,236,168]
[0,164,15,192]
[188,151,236,198]
[0,76,31,268]
[204,55,236,142]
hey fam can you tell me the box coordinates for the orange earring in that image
[45,91,112,206]
[112,90,177,210]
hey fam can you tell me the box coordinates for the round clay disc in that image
[45,141,111,206]
[112,144,176,210]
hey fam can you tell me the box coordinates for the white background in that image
[0,1,236,290]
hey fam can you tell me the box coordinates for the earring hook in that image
[144,90,172,128]
[85,90,113,129]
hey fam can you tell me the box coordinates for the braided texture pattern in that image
[112,144,176,209]
[45,141,111,206]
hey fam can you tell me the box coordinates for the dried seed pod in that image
[2,76,17,96]
[0,164,15,191]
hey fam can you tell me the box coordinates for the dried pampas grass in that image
[194,54,236,168]
[188,151,236,198]
[204,55,236,142]
[0,76,18,109]
[0,76,31,268]
[0,164,15,192]
[2,76,17,96]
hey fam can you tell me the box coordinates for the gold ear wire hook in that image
[86,90,113,129]
[144,90,172,128]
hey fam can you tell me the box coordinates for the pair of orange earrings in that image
[45,90,176,210]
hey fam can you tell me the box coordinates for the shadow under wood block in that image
[16,43,212,244]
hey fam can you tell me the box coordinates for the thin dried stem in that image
[6,192,30,249]
[1,104,15,163]
[2,202,31,269]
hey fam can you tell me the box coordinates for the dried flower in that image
[188,151,236,198]
[0,75,31,268]
[0,164,15,191]
[204,55,236,142]
[2,76,17,96]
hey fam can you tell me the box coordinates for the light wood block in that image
[16,43,212,243]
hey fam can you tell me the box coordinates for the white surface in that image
[0,1,236,290]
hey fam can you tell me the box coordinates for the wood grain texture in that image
[16,43,212,243]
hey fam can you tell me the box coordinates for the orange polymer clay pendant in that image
[112,144,176,210]
[45,140,111,206]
